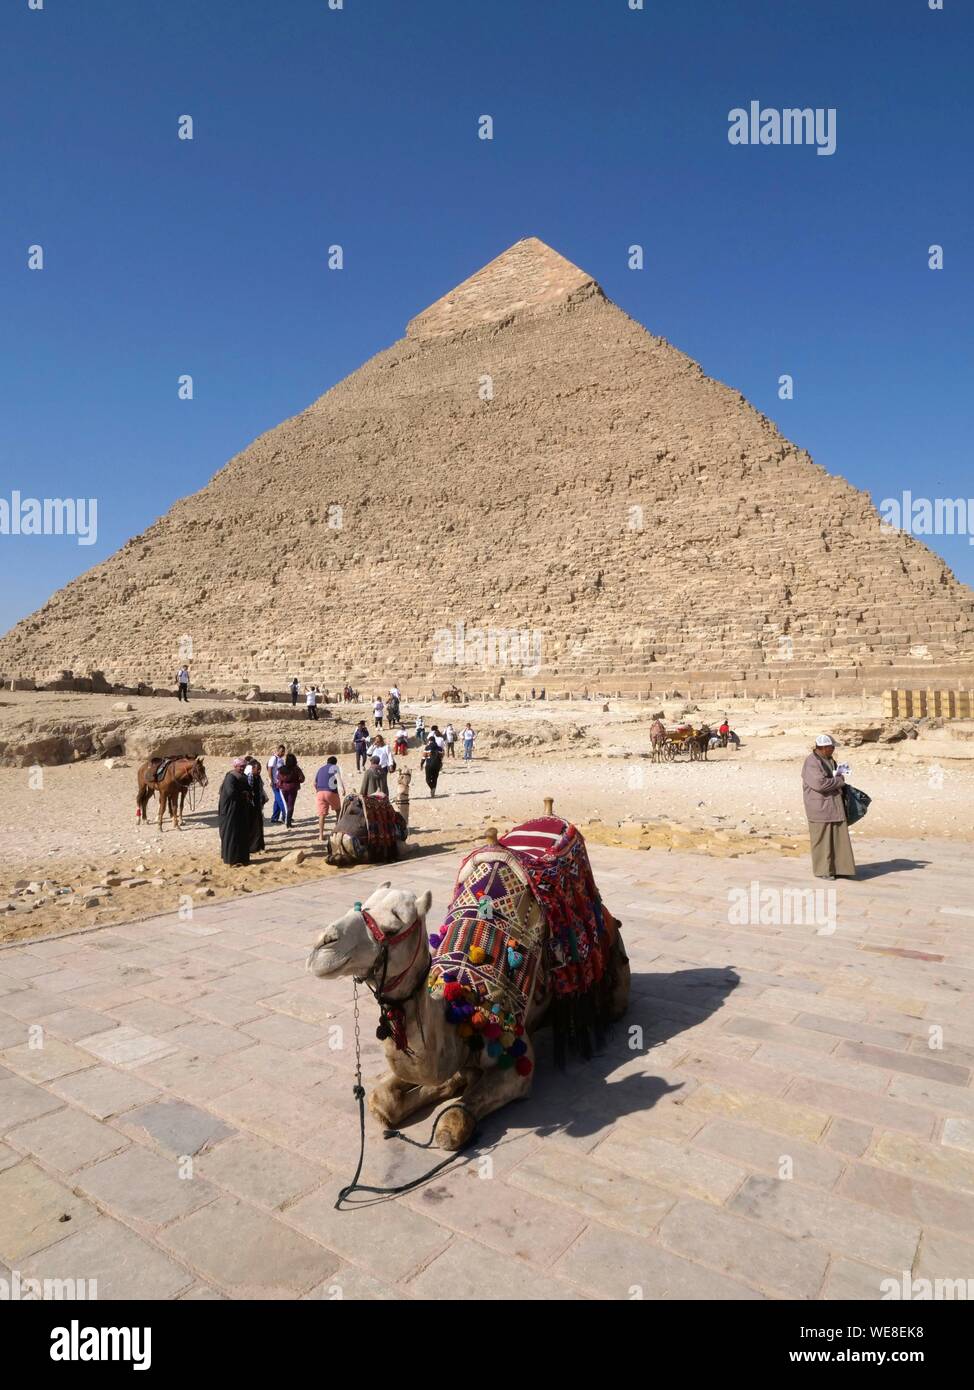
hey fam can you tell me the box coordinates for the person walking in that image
[305,686,318,721]
[444,722,457,759]
[290,677,300,706]
[414,714,426,746]
[462,722,475,761]
[218,758,252,866]
[314,755,345,840]
[278,752,305,828]
[176,665,190,702]
[424,734,443,797]
[353,720,370,772]
[360,755,385,797]
[266,744,287,824]
[373,695,385,729]
[802,735,856,880]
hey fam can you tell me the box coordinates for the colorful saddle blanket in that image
[428,818,615,1070]
[332,793,405,862]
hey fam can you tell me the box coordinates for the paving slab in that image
[74,1146,218,1228]
[0,837,971,1299]
[0,1160,99,1263]
[160,1196,339,1298]
[18,1217,194,1301]
[115,1100,236,1158]
[7,1106,130,1173]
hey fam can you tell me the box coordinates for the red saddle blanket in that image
[428,817,616,1068]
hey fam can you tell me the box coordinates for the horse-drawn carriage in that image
[651,724,711,763]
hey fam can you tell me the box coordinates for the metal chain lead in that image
[352,981,363,1096]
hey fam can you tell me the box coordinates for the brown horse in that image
[136,756,208,830]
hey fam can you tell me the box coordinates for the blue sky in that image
[1,0,971,633]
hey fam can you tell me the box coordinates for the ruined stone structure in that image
[2,237,973,696]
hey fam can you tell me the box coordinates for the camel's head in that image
[306,882,433,981]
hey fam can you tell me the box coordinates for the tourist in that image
[278,752,305,828]
[462,722,475,761]
[802,735,856,880]
[360,755,385,797]
[424,733,443,797]
[315,755,345,840]
[218,758,251,866]
[444,722,457,758]
[353,719,370,772]
[718,715,740,748]
[414,713,426,746]
[176,664,190,702]
[266,744,287,824]
[374,695,385,728]
[305,685,318,721]
[394,723,409,757]
[245,756,268,852]
[290,677,300,706]
[372,734,393,795]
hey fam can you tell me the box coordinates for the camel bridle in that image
[357,907,430,1002]
[337,903,474,1210]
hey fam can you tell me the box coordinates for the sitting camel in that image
[307,813,630,1150]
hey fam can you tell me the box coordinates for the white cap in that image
[815,734,836,747]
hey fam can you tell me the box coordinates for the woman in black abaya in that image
[424,735,443,798]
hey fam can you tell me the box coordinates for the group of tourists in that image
[218,699,478,860]
[218,745,349,864]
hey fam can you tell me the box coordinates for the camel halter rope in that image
[335,904,475,1210]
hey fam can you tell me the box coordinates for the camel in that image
[396,769,411,829]
[307,811,630,1150]
[136,755,208,830]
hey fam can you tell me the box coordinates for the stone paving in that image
[1,838,973,1300]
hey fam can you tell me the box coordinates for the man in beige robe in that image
[802,735,856,879]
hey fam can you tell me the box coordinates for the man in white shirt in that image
[371,736,393,795]
[266,744,287,823]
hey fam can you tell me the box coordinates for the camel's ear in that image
[417,890,433,917]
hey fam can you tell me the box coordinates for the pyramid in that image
[3,236,973,696]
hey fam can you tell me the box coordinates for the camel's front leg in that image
[368,1070,467,1130]
[433,1041,536,1150]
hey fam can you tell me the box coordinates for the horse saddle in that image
[153,758,174,780]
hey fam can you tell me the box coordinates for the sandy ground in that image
[1,691,972,943]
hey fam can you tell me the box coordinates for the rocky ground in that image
[1,690,972,943]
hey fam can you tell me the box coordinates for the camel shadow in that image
[482,966,741,1147]
[855,858,930,879]
[388,967,740,1180]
